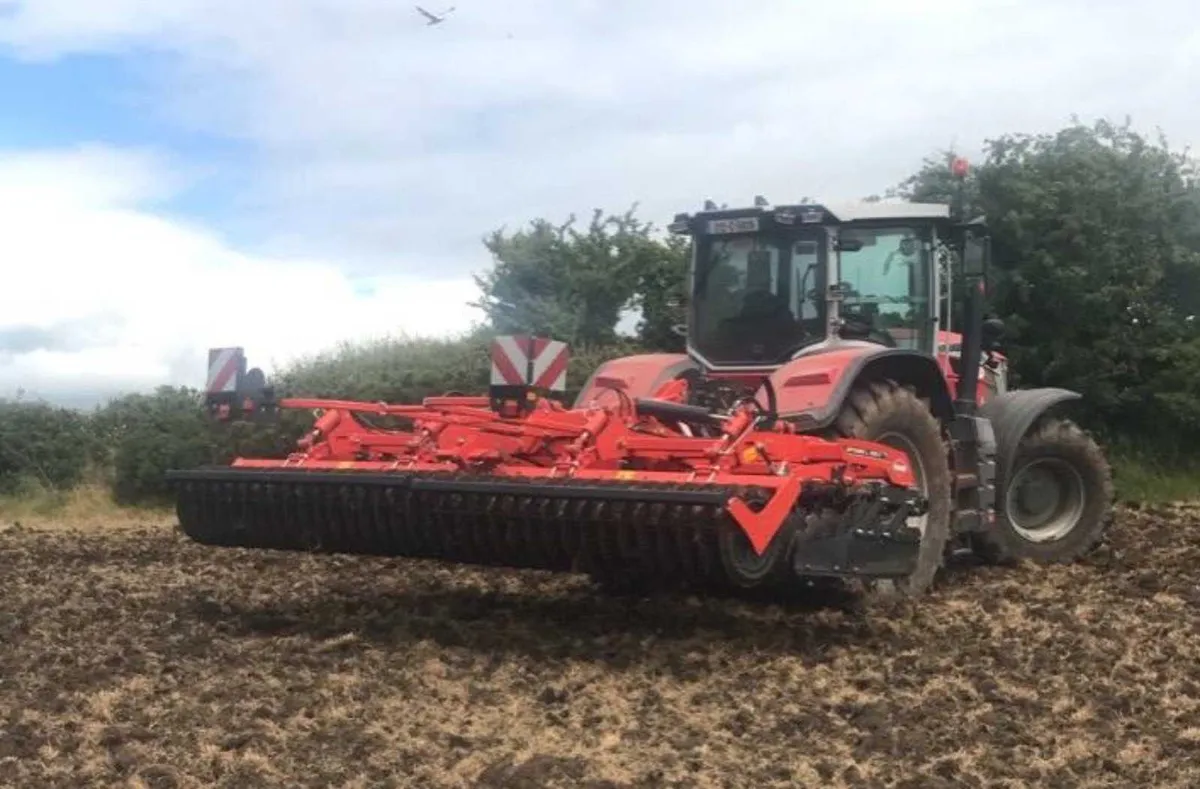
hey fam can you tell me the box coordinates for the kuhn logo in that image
[845,445,887,460]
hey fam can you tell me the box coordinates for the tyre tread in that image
[975,416,1114,565]
[829,378,953,598]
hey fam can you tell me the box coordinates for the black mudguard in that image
[979,387,1082,500]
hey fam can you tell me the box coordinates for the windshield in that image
[690,232,825,365]
[836,225,934,351]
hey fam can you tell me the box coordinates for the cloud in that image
[0,145,482,405]
[3,0,1198,277]
[0,315,125,357]
[0,0,1197,405]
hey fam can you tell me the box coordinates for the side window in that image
[838,227,930,349]
[791,239,820,321]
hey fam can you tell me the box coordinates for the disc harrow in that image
[172,468,925,588]
[168,342,932,590]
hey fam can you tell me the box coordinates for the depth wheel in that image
[717,513,798,589]
[828,379,952,599]
[975,417,1113,564]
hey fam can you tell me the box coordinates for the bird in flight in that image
[415,5,455,25]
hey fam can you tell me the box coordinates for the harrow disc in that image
[169,468,751,587]
[168,467,929,590]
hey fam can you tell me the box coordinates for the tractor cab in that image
[671,200,952,367]
[668,198,1006,400]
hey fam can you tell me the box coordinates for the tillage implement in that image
[167,161,1113,597]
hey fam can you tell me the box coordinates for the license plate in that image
[706,216,759,235]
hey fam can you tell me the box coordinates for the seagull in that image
[415,5,454,25]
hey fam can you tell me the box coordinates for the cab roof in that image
[819,201,951,222]
[669,199,959,236]
[692,200,952,222]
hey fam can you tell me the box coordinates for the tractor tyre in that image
[975,417,1113,565]
[829,379,953,598]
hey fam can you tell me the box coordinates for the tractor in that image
[167,160,1112,599]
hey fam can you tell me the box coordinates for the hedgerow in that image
[0,400,95,494]
[0,336,648,506]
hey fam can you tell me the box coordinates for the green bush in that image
[276,331,648,405]
[0,400,95,494]
[93,387,227,505]
[67,335,648,507]
[276,332,495,402]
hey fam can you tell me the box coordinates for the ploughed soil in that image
[1,503,1198,788]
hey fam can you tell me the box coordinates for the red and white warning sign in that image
[206,347,245,394]
[490,335,569,391]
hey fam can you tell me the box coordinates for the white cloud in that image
[0,146,482,404]
[0,0,1198,404]
[4,0,1198,273]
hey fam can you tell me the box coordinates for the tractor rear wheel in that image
[975,417,1112,564]
[828,379,953,598]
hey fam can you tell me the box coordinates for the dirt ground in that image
[1,503,1198,789]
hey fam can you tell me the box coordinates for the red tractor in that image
[168,163,1112,599]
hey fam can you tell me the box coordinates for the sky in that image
[0,0,1197,407]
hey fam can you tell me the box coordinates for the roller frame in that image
[168,391,924,562]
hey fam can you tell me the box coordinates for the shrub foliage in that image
[0,401,94,494]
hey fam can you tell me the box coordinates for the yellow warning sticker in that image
[615,470,637,480]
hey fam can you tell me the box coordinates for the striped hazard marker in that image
[206,347,245,394]
[489,335,569,392]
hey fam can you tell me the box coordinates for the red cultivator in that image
[170,340,928,589]
[170,165,1114,598]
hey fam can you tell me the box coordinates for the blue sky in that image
[0,51,255,227]
[0,0,1197,406]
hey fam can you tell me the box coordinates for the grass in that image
[1110,448,1200,506]
[0,482,172,532]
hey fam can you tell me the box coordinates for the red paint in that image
[490,340,525,385]
[575,354,694,404]
[209,335,1006,556]
[783,371,833,388]
[534,344,569,389]
[216,384,918,559]
[761,346,879,415]
[208,355,240,394]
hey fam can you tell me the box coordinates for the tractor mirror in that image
[963,233,989,276]
[982,317,1005,350]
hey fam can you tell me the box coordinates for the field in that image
[1,503,1199,789]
